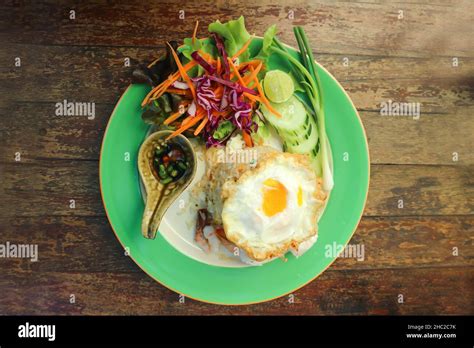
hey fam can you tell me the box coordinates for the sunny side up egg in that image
[221,152,325,262]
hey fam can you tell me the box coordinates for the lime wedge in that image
[263,70,294,103]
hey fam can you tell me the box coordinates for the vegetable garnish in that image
[166,114,204,140]
[167,42,197,100]
[141,60,196,107]
[194,117,208,136]
[212,33,231,79]
[264,28,333,190]
[228,57,246,85]
[293,27,333,191]
[137,17,278,147]
[192,20,199,45]
[153,141,190,184]
[231,37,253,60]
[132,40,180,87]
[191,51,216,74]
[164,108,187,125]
[133,16,333,193]
[242,61,262,86]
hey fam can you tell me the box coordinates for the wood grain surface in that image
[0,0,473,315]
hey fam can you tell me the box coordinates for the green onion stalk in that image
[269,28,334,191]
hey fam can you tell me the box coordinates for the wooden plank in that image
[0,215,471,274]
[1,160,103,218]
[0,216,131,274]
[361,108,474,165]
[2,43,473,113]
[1,103,473,166]
[2,160,472,217]
[0,101,111,161]
[0,267,471,314]
[1,0,472,58]
[0,0,472,316]
[367,163,473,216]
[2,43,472,165]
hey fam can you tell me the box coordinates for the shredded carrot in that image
[181,108,205,127]
[243,62,262,86]
[145,71,179,100]
[147,80,176,102]
[248,98,256,109]
[163,110,186,125]
[228,60,262,82]
[212,108,232,118]
[239,60,263,69]
[214,85,224,99]
[141,60,196,107]
[216,57,221,74]
[228,57,246,86]
[232,37,253,60]
[243,93,260,103]
[167,42,196,100]
[244,92,281,118]
[147,57,161,68]
[153,83,168,96]
[190,108,206,121]
[194,117,208,135]
[163,102,190,124]
[192,21,199,45]
[242,130,253,147]
[245,80,256,89]
[143,86,163,107]
[167,115,204,140]
[197,50,217,64]
[162,88,192,96]
[179,115,193,126]
[150,88,170,100]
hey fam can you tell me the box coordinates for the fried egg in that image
[221,151,326,262]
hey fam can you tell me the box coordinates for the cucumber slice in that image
[287,136,321,176]
[285,122,318,154]
[260,95,306,132]
[278,114,317,143]
[263,70,295,103]
[284,115,320,175]
[260,93,320,174]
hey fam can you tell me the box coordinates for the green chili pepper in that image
[161,177,173,184]
[177,161,187,170]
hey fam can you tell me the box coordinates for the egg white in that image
[221,152,324,261]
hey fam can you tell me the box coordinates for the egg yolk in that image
[262,178,287,217]
[297,186,303,206]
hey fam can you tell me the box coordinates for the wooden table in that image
[1,0,473,315]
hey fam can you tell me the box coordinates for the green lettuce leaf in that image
[250,24,277,62]
[179,37,217,60]
[261,24,277,57]
[251,116,270,144]
[213,120,234,140]
[178,37,217,77]
[208,16,251,62]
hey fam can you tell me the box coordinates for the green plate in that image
[100,38,370,305]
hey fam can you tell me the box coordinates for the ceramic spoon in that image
[138,130,196,239]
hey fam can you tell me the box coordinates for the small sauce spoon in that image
[138,131,197,239]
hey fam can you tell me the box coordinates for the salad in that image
[132,16,333,191]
